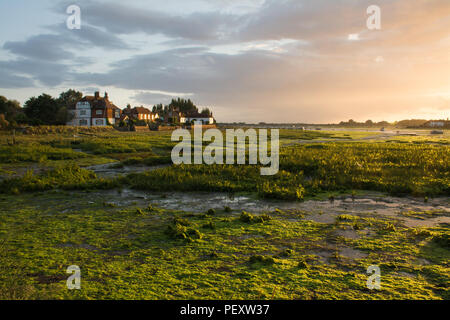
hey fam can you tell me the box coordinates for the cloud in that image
[0,69,35,88]
[0,0,449,122]
[132,90,194,106]
[55,0,240,41]
[1,19,130,87]
[4,34,75,61]
[3,23,129,62]
[0,58,69,87]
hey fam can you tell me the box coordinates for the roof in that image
[79,95,120,111]
[182,112,213,118]
[134,107,152,114]
[122,106,152,115]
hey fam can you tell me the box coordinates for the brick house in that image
[67,92,121,127]
[121,105,158,122]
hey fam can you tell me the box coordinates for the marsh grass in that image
[1,131,449,199]
[0,128,448,299]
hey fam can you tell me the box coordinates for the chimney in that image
[94,91,100,99]
[104,92,108,99]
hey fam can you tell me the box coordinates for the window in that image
[115,111,120,118]
[96,110,103,115]
[79,119,88,126]
[95,119,104,125]
[77,102,89,108]
[79,110,87,116]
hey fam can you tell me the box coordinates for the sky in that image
[0,0,449,123]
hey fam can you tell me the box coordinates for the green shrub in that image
[297,257,309,269]
[337,214,356,221]
[239,211,271,224]
[239,211,254,223]
[0,165,101,194]
[279,248,293,257]
[258,181,305,201]
[136,208,146,215]
[202,221,216,230]
[432,233,450,247]
[173,217,191,226]
[165,218,203,241]
[249,255,275,265]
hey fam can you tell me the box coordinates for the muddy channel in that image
[90,188,450,228]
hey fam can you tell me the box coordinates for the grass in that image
[5,140,447,199]
[0,127,448,300]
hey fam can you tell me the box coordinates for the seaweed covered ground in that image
[0,190,448,300]
[0,128,448,300]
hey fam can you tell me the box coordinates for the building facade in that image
[121,106,159,122]
[67,92,121,127]
[179,112,215,125]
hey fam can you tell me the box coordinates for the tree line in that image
[0,89,82,128]
[0,92,215,130]
[152,98,212,117]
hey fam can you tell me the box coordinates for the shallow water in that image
[91,189,450,228]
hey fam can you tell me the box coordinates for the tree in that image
[128,119,136,131]
[200,108,212,116]
[0,96,22,123]
[0,114,9,129]
[24,94,60,125]
[57,89,82,110]
[56,89,82,124]
[153,104,164,113]
[169,98,198,114]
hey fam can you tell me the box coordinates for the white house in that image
[67,101,91,126]
[180,112,215,125]
[427,121,445,128]
[67,92,121,127]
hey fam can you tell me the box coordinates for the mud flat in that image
[89,189,450,228]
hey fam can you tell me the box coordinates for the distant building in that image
[423,120,450,128]
[180,112,215,125]
[67,92,121,127]
[121,105,159,122]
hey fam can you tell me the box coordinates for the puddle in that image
[339,247,368,259]
[79,189,450,228]
[335,229,361,240]
[307,212,339,224]
[236,234,265,241]
[415,258,431,266]
[401,216,450,228]
[96,189,275,213]
[309,250,334,264]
